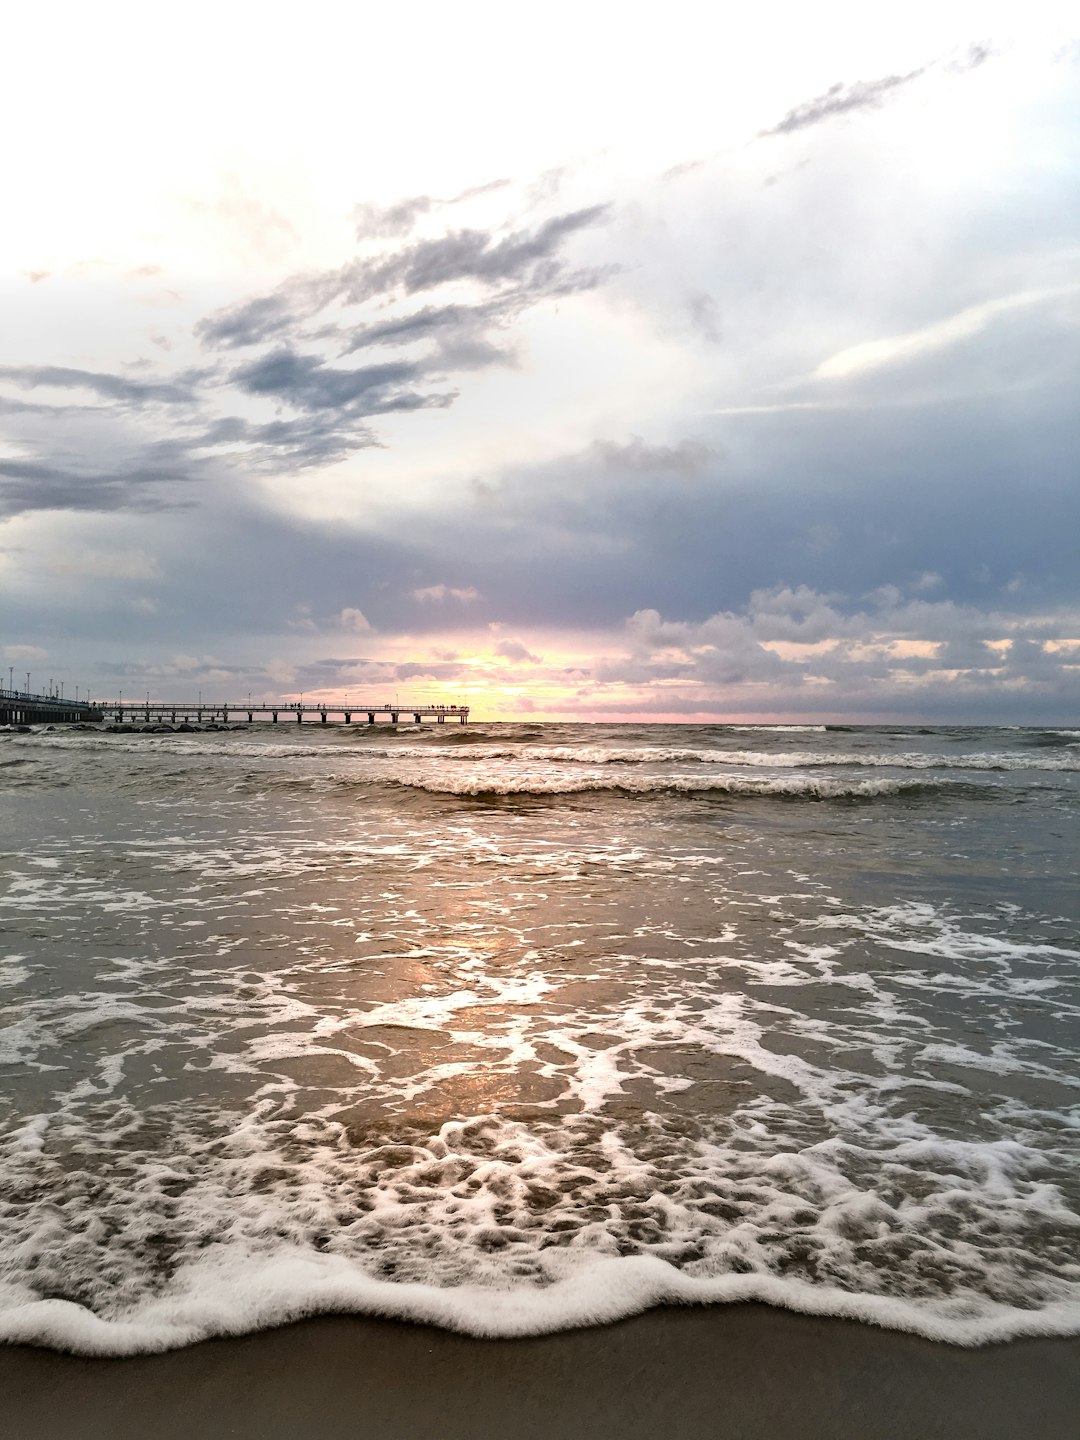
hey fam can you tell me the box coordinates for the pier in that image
[0,687,102,725]
[2,686,469,727]
[89,700,469,726]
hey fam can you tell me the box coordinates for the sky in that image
[2,1,1078,722]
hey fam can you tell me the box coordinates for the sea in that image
[1,719,1078,1354]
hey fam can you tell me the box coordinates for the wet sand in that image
[3,1303,1078,1440]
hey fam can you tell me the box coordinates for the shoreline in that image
[3,1303,1079,1440]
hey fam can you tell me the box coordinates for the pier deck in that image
[92,701,469,725]
[0,689,101,725]
[2,688,469,726]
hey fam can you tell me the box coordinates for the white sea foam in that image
[393,772,947,799]
[16,731,1080,773]
[729,725,828,732]
[2,1111,1078,1356]
[3,1253,1079,1357]
[4,722,1079,1356]
[0,954,30,989]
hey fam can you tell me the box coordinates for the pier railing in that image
[3,687,470,726]
[0,690,101,724]
[88,701,470,725]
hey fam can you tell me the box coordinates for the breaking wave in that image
[3,720,1078,1357]
[2,1106,1078,1355]
[392,773,968,800]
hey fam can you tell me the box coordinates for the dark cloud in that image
[195,412,383,472]
[341,301,503,354]
[2,202,615,504]
[196,205,612,351]
[231,351,428,411]
[7,110,1077,725]
[396,354,1080,633]
[201,350,458,471]
[181,204,614,470]
[0,456,194,517]
[365,206,610,294]
[493,638,540,663]
[0,364,196,405]
[762,69,925,137]
[195,295,295,350]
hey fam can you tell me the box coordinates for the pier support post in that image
[367,712,375,725]
[391,712,398,725]
[272,712,278,723]
[320,710,327,723]
[297,709,303,723]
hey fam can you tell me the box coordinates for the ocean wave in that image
[254,741,1080,772]
[728,724,828,733]
[385,746,1079,771]
[392,773,958,800]
[1,1111,1077,1355]
[15,729,1080,775]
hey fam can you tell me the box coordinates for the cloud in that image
[47,546,159,580]
[173,201,615,472]
[946,41,997,74]
[264,657,298,686]
[590,437,716,474]
[198,205,611,351]
[0,192,617,514]
[0,364,196,406]
[340,297,521,369]
[230,350,450,414]
[0,456,195,517]
[353,195,435,241]
[3,68,1077,726]
[370,206,610,294]
[412,584,480,603]
[351,178,512,241]
[493,638,540,663]
[580,585,1080,717]
[813,286,1078,381]
[761,69,926,138]
[339,607,373,633]
[193,295,294,350]
[196,411,384,472]
[4,644,47,661]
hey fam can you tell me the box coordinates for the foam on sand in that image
[2,1114,1079,1356]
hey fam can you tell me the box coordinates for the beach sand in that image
[3,1303,1077,1440]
